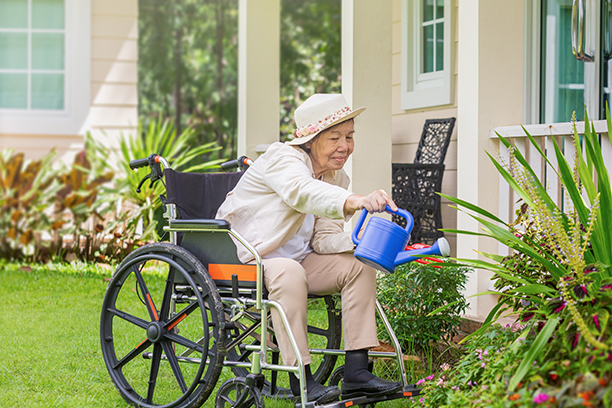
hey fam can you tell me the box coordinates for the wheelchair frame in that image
[100,155,422,408]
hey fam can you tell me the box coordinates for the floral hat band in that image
[287,94,366,146]
[293,106,351,139]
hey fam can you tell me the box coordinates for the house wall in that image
[390,0,458,255]
[88,0,139,152]
[0,0,138,163]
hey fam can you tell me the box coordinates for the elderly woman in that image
[216,94,401,403]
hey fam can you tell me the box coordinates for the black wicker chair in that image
[392,118,456,245]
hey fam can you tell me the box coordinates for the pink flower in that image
[308,124,318,133]
[481,362,486,368]
[426,374,434,380]
[533,393,549,404]
[416,379,425,385]
[294,129,303,138]
[419,397,425,403]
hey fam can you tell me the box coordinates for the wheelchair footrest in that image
[295,386,422,408]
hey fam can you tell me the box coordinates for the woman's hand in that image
[344,190,398,215]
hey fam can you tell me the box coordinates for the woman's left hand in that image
[344,190,398,215]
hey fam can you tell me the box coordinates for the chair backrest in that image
[163,168,258,293]
[413,118,456,165]
[163,168,244,220]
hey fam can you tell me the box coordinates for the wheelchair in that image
[100,154,432,408]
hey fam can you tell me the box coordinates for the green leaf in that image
[509,317,559,391]
[506,283,555,295]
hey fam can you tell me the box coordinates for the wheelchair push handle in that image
[220,156,252,171]
[129,154,170,193]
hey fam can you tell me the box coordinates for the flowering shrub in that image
[418,111,612,407]
[410,322,611,407]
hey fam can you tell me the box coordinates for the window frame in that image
[401,0,453,110]
[0,0,90,135]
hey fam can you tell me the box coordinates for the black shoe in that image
[296,382,341,404]
[341,376,402,399]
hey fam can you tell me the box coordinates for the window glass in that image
[540,0,584,122]
[424,0,434,21]
[421,0,443,75]
[602,0,611,119]
[32,33,65,70]
[436,21,444,71]
[32,0,64,29]
[423,24,434,73]
[0,0,27,29]
[0,0,65,110]
[0,73,27,108]
[0,33,28,69]
[31,73,63,109]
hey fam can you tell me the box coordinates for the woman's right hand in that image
[344,190,398,215]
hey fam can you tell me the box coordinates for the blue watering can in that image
[352,205,450,274]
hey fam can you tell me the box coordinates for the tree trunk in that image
[215,0,225,159]
[173,0,183,138]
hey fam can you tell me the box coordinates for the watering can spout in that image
[393,237,450,267]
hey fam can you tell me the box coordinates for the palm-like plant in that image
[109,116,224,242]
[441,108,612,390]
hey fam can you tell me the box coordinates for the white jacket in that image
[216,142,355,263]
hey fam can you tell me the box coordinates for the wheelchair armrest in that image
[168,219,231,230]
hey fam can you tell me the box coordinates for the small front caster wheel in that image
[215,377,264,408]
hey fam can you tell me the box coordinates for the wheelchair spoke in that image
[114,337,151,370]
[159,265,176,321]
[165,332,205,354]
[132,265,159,322]
[146,344,163,404]
[161,340,188,393]
[164,301,199,331]
[106,307,150,329]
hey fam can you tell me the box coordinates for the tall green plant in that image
[440,108,612,390]
[113,116,223,242]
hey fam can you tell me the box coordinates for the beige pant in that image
[262,252,378,366]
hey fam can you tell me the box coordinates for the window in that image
[401,0,453,110]
[525,0,610,124]
[0,0,66,110]
[0,0,90,135]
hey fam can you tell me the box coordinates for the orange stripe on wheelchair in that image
[208,264,257,282]
[146,293,159,321]
[167,313,186,330]
[403,391,413,397]
[344,402,353,407]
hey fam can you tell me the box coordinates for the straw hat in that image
[287,94,366,146]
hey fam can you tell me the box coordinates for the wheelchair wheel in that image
[100,243,226,408]
[215,377,264,408]
[225,295,342,399]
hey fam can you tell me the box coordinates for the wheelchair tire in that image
[215,377,265,408]
[100,243,226,408]
[225,295,342,399]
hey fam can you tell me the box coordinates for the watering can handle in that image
[351,205,415,246]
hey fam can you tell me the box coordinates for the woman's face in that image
[306,120,355,178]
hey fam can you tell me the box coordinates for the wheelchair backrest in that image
[164,168,243,220]
[163,168,258,293]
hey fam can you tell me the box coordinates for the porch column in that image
[237,0,280,158]
[456,1,524,317]
[341,0,393,225]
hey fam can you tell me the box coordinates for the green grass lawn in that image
[0,262,411,408]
